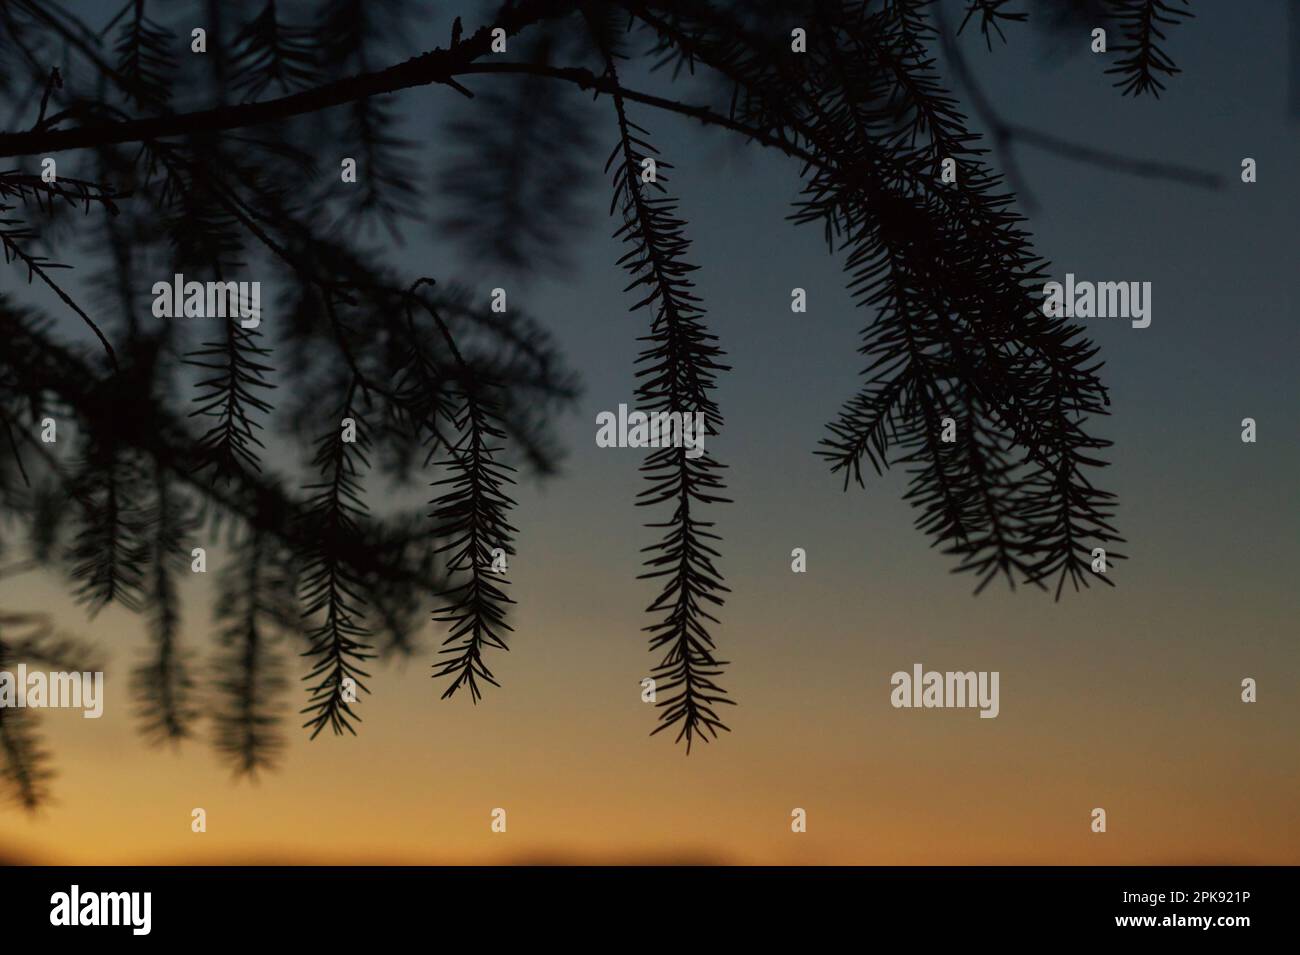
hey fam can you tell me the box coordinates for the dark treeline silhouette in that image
[0,0,1221,809]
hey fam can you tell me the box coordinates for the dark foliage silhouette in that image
[1103,0,1191,98]
[0,612,98,807]
[0,0,1220,808]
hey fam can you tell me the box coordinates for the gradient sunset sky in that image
[1,0,1297,864]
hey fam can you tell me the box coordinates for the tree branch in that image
[0,0,578,159]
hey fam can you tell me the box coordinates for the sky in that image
[1,0,1297,864]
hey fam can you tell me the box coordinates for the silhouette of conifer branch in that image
[0,0,1188,806]
[298,379,375,738]
[148,139,278,480]
[1104,0,1192,98]
[599,46,734,750]
[957,1,1026,50]
[412,284,520,703]
[0,169,120,215]
[66,445,149,615]
[0,192,118,367]
[0,612,96,811]
[229,0,321,103]
[437,27,595,275]
[627,0,1122,597]
[0,701,50,811]
[315,0,419,232]
[110,0,176,112]
[428,391,518,702]
[212,525,292,775]
[0,0,582,159]
[186,318,276,479]
[0,295,457,777]
[130,459,200,744]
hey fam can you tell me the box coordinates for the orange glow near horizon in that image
[4,558,1297,866]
